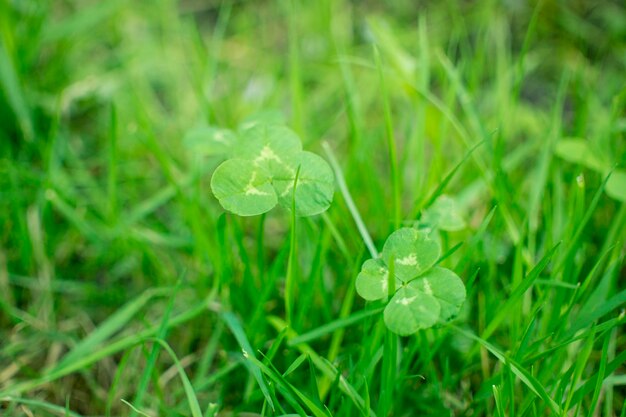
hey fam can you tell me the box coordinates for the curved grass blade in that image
[452,325,562,415]
[142,338,203,417]
[0,298,211,398]
[57,288,170,369]
[222,311,275,411]
[288,307,383,346]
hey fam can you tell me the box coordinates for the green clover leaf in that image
[356,258,399,301]
[235,124,303,176]
[381,227,440,283]
[356,228,440,300]
[210,159,277,216]
[409,267,466,321]
[384,285,440,336]
[356,227,466,335]
[273,151,334,216]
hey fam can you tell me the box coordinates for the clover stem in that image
[387,254,396,299]
[287,0,304,135]
[379,328,398,417]
[379,254,397,416]
[285,164,302,326]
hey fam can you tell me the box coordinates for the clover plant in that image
[195,120,334,217]
[356,203,467,335]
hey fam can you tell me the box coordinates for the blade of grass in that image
[418,139,486,214]
[452,325,562,415]
[373,44,401,230]
[131,281,181,416]
[288,307,383,346]
[286,165,301,326]
[248,353,327,417]
[322,141,378,258]
[0,297,213,397]
[269,316,377,417]
[0,38,34,141]
[105,346,134,416]
[0,397,84,417]
[56,287,170,369]
[568,348,626,409]
[286,0,304,135]
[221,311,275,411]
[561,326,596,414]
[584,329,611,417]
[147,338,203,417]
[107,103,118,222]
[480,243,561,342]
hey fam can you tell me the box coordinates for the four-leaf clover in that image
[356,227,466,336]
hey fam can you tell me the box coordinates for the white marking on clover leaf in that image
[280,184,292,197]
[213,131,228,143]
[409,267,466,321]
[274,151,334,217]
[396,254,419,266]
[254,145,282,164]
[383,286,440,336]
[381,227,441,283]
[422,278,433,295]
[356,258,399,301]
[210,159,277,216]
[216,123,335,216]
[278,176,311,197]
[397,296,417,306]
[235,124,302,177]
[381,271,389,293]
[245,184,271,196]
[244,171,272,196]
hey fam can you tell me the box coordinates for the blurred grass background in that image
[1,0,625,416]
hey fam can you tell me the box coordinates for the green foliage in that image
[421,194,467,231]
[606,171,626,202]
[209,123,334,216]
[384,284,440,335]
[183,126,237,157]
[555,138,626,202]
[2,0,625,415]
[210,158,278,216]
[356,227,466,335]
[554,138,607,172]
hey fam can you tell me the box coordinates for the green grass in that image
[1,0,626,416]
